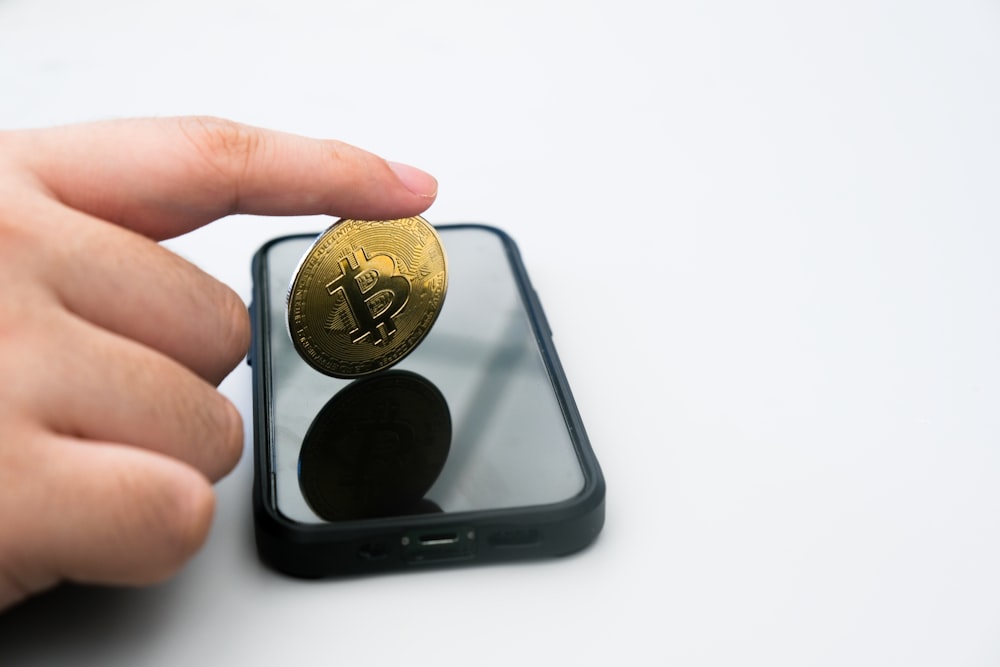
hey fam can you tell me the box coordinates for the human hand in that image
[0,116,437,609]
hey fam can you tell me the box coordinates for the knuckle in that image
[142,475,215,582]
[216,284,252,369]
[191,390,244,480]
[179,116,260,159]
[176,116,264,182]
[216,398,245,477]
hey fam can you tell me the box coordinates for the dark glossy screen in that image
[263,226,585,524]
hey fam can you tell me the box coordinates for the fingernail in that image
[387,161,438,199]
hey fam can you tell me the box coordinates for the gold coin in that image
[287,216,447,378]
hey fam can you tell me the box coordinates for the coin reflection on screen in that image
[298,370,451,521]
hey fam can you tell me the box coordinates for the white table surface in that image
[1,1,999,665]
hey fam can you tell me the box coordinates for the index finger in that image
[3,116,438,240]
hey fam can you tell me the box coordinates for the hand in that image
[0,116,437,609]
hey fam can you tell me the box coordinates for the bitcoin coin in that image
[287,216,447,378]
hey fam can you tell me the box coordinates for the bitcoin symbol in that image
[325,248,411,346]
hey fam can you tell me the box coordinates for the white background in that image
[1,1,999,665]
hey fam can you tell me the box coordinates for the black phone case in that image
[249,224,605,578]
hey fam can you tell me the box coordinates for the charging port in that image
[418,533,459,547]
[402,529,475,563]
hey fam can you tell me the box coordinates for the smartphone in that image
[249,224,605,577]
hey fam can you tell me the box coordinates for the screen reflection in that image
[298,371,450,521]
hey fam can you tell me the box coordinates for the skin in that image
[0,116,438,610]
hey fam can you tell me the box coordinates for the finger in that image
[4,433,215,596]
[5,116,438,240]
[11,302,243,481]
[20,195,250,384]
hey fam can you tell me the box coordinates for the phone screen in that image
[261,226,586,524]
